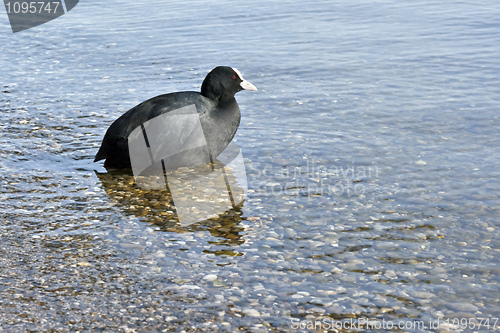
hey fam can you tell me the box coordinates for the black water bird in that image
[94,66,257,170]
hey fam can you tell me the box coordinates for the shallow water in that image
[1,0,500,331]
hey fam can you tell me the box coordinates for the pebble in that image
[384,270,397,279]
[283,228,296,239]
[438,321,460,331]
[309,307,326,314]
[412,291,436,299]
[179,285,201,290]
[77,262,92,267]
[242,309,260,317]
[448,302,479,313]
[203,274,218,282]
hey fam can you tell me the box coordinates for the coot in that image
[94,66,257,170]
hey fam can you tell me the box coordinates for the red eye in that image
[232,75,236,79]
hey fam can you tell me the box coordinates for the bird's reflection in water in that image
[95,161,247,249]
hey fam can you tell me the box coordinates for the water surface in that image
[1,0,499,331]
